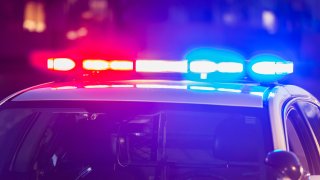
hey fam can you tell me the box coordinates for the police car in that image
[0,49,320,180]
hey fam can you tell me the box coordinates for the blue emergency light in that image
[185,48,246,81]
[247,54,294,83]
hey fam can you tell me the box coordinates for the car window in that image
[0,101,271,180]
[285,110,310,172]
[298,102,320,145]
[285,106,320,174]
[0,109,36,174]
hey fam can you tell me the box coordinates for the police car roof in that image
[10,79,270,108]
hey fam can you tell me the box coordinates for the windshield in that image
[0,101,272,180]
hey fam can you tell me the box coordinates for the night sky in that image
[1,0,319,99]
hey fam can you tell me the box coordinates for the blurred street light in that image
[23,1,46,33]
[66,27,88,40]
[262,10,277,34]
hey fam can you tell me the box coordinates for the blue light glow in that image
[250,92,264,96]
[190,61,244,74]
[247,54,294,83]
[252,61,293,75]
[189,86,216,91]
[217,62,243,73]
[217,88,241,93]
[215,83,243,93]
[249,86,267,97]
[185,48,245,62]
[185,48,246,82]
[190,60,217,73]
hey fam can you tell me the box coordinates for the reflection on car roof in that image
[12,80,269,108]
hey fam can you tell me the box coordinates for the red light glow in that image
[110,60,133,71]
[84,85,110,88]
[83,60,109,70]
[52,86,77,90]
[110,84,134,88]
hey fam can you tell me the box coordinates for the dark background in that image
[1,0,320,99]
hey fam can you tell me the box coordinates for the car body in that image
[0,78,320,180]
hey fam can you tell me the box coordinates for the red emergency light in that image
[48,58,76,71]
[83,60,109,71]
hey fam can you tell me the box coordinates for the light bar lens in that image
[189,61,245,80]
[248,54,294,82]
[190,61,244,73]
[186,48,246,81]
[83,60,109,71]
[217,62,243,73]
[136,60,188,73]
[110,60,133,71]
[190,60,217,73]
[47,58,76,71]
[252,61,293,75]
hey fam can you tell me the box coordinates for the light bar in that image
[110,60,133,71]
[83,60,109,71]
[48,58,76,71]
[252,61,293,75]
[136,60,188,73]
[46,51,293,84]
